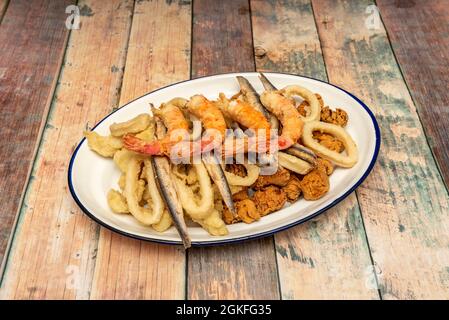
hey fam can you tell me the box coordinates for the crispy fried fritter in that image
[232,187,249,201]
[320,106,348,127]
[317,158,334,175]
[225,164,247,177]
[299,169,329,200]
[222,205,239,224]
[252,167,290,190]
[297,93,324,117]
[236,199,260,223]
[252,186,287,216]
[313,131,345,153]
[283,175,302,202]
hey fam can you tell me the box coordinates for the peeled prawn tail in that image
[123,134,162,155]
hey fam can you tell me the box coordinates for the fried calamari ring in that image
[282,85,321,122]
[278,152,314,175]
[173,162,214,219]
[301,121,358,168]
[224,164,260,186]
[124,158,164,225]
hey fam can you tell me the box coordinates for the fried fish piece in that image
[282,175,302,202]
[236,199,260,224]
[320,106,348,127]
[316,157,334,175]
[252,167,291,190]
[313,131,345,153]
[299,169,330,200]
[252,186,287,216]
[232,187,249,201]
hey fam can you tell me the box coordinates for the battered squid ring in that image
[124,158,164,225]
[224,164,260,186]
[173,162,214,219]
[301,121,358,168]
[282,85,321,122]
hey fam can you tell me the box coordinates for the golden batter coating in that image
[316,158,334,176]
[236,199,260,224]
[282,175,302,202]
[320,106,348,127]
[299,169,330,200]
[252,167,291,190]
[232,187,249,201]
[252,186,287,216]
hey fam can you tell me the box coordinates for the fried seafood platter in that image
[69,72,380,247]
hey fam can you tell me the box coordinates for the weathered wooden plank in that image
[0,0,74,276]
[377,0,449,188]
[0,0,134,299]
[187,0,280,300]
[251,0,378,300]
[313,0,449,299]
[90,0,191,300]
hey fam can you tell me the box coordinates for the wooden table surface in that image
[0,0,448,300]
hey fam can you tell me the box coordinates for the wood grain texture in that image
[188,0,280,300]
[191,0,255,77]
[377,0,449,188]
[90,0,191,300]
[0,0,74,275]
[313,0,449,299]
[251,0,378,300]
[0,0,134,299]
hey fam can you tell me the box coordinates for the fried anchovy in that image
[202,152,236,217]
[284,143,317,166]
[258,72,277,91]
[153,118,191,248]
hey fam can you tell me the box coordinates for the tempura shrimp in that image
[260,91,303,150]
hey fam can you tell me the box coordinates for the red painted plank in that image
[378,0,449,187]
[0,0,74,269]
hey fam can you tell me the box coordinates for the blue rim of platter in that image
[68,72,381,246]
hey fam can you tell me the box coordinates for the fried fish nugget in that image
[223,205,239,224]
[232,187,249,201]
[299,169,329,200]
[252,167,290,190]
[107,189,129,213]
[320,106,348,127]
[283,175,302,202]
[252,186,287,216]
[110,113,151,137]
[236,199,260,223]
[84,131,123,157]
[316,158,334,175]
